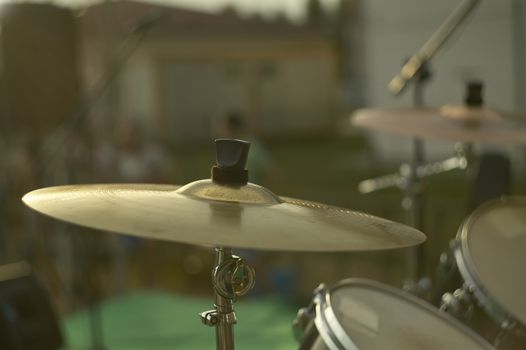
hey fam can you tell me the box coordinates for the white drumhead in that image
[460,197,526,325]
[328,280,491,349]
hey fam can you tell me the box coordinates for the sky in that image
[9,0,340,22]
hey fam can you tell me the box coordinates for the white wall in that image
[119,53,161,132]
[359,0,524,163]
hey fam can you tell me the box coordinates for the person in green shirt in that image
[219,112,275,186]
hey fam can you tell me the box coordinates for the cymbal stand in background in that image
[387,0,481,295]
[357,62,434,294]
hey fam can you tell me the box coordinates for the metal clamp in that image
[212,255,255,300]
[200,309,238,327]
[200,310,219,327]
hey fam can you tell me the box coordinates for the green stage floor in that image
[64,291,299,349]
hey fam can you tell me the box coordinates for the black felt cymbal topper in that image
[211,139,250,185]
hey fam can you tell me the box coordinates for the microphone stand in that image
[386,0,481,296]
[389,0,480,95]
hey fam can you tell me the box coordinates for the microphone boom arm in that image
[388,0,481,95]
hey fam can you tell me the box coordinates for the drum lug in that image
[440,286,474,321]
[463,282,476,294]
[449,238,460,251]
[314,283,328,296]
[292,306,315,342]
[293,283,328,342]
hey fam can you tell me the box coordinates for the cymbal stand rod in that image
[214,247,236,350]
[406,138,426,280]
[406,62,429,281]
[200,246,255,350]
[200,247,236,350]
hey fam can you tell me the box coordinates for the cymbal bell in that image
[351,106,526,144]
[22,180,425,252]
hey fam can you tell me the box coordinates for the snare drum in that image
[441,196,526,348]
[294,279,492,349]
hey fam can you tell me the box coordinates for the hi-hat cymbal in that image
[22,180,425,252]
[351,106,526,144]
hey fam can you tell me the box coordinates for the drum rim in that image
[314,289,359,350]
[455,195,526,327]
[318,278,493,349]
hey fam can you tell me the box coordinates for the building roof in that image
[79,0,328,40]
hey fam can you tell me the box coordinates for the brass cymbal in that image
[351,106,526,144]
[22,181,425,252]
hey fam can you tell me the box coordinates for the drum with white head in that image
[294,279,493,349]
[441,196,526,348]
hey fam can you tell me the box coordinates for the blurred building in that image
[0,3,80,141]
[78,0,341,145]
[0,3,82,264]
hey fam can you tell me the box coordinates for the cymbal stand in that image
[359,62,432,289]
[385,0,480,294]
[360,64,478,293]
[200,247,255,350]
[198,140,257,349]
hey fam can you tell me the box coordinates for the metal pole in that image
[409,150,425,279]
[214,247,236,350]
[399,62,429,283]
[201,246,254,350]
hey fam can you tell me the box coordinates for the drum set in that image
[15,1,526,349]
[19,2,526,348]
[22,102,526,350]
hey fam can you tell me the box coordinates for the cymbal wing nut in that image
[212,256,255,300]
[200,310,219,327]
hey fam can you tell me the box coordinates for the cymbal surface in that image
[351,106,526,144]
[22,181,425,252]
